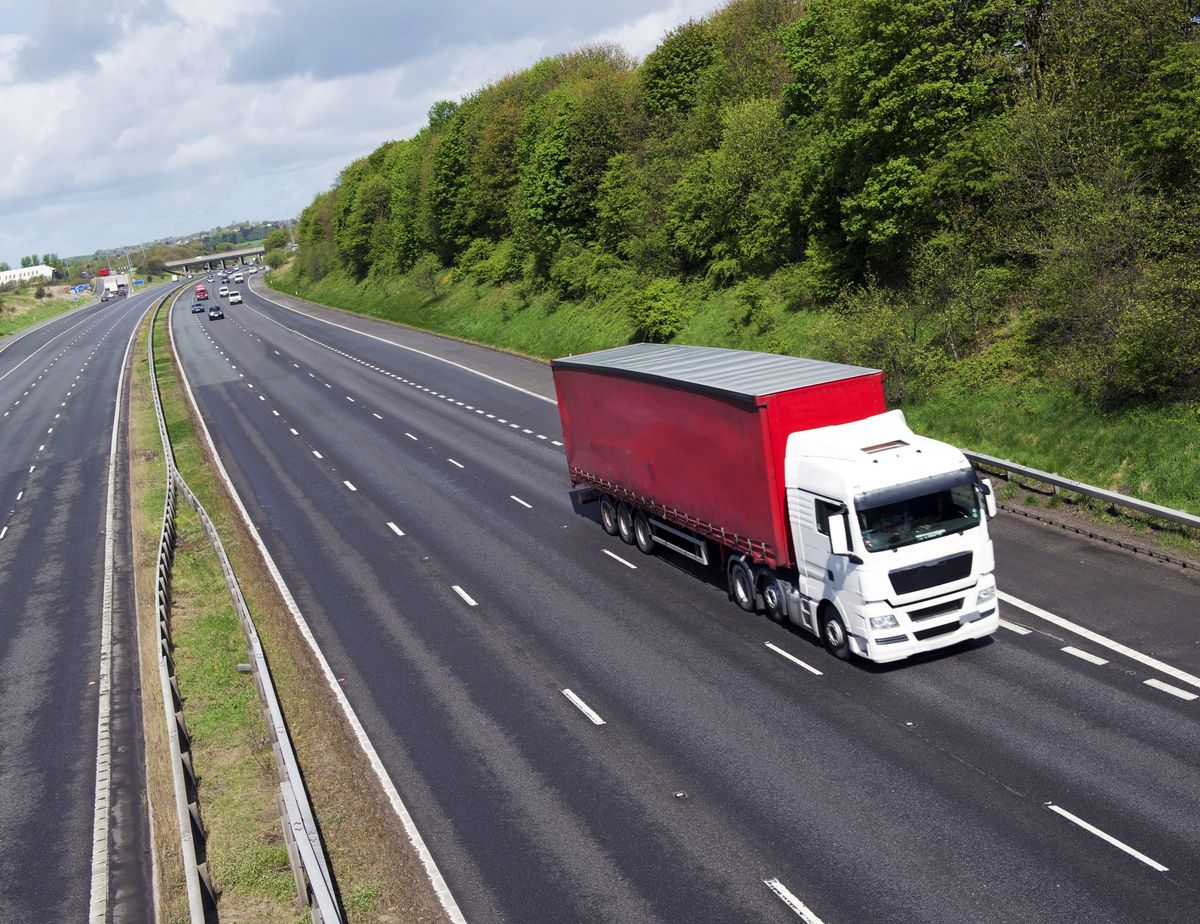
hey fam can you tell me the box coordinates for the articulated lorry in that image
[552,344,999,663]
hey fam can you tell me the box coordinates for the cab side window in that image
[815,500,838,538]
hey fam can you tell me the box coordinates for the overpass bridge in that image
[166,245,265,274]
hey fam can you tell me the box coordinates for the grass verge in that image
[156,288,450,918]
[132,299,300,922]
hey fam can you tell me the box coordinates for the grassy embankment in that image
[0,274,178,339]
[270,267,1200,538]
[141,293,451,920]
[130,300,300,922]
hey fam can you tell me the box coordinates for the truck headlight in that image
[870,614,899,630]
[978,585,996,603]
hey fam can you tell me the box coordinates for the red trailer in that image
[552,344,885,568]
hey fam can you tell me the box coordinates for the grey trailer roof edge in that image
[552,343,881,404]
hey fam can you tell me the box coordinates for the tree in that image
[412,253,443,297]
[0,263,9,272]
[265,228,289,251]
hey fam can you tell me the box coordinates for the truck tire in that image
[633,509,656,555]
[761,578,787,624]
[822,607,850,660]
[728,559,756,613]
[599,495,619,536]
[616,502,636,545]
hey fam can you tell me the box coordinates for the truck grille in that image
[909,599,963,621]
[913,621,962,642]
[890,553,972,596]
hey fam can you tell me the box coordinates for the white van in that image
[233,272,244,283]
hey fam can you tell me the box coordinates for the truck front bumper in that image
[850,605,1000,663]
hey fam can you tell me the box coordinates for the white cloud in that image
[0,2,722,264]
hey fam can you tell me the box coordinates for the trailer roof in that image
[552,343,880,403]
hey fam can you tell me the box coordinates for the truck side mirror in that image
[981,478,998,518]
[828,512,852,557]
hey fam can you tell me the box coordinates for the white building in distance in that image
[0,264,54,286]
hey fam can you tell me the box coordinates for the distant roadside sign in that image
[134,279,144,285]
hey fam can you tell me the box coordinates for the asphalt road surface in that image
[165,275,1199,923]
[0,287,162,923]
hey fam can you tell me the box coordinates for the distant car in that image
[190,302,205,314]
[228,291,243,304]
[232,272,244,283]
[208,305,224,319]
[218,286,229,297]
[248,267,258,274]
[206,275,214,283]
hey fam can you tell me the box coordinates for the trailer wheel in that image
[821,607,850,660]
[633,510,656,555]
[599,495,619,536]
[616,502,636,545]
[761,578,787,624]
[728,559,757,613]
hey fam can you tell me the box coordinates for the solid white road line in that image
[1000,618,1031,635]
[763,879,827,923]
[447,458,464,469]
[387,521,405,537]
[344,481,357,491]
[562,689,605,725]
[765,642,823,676]
[510,495,532,508]
[1062,646,1108,666]
[1045,803,1169,872]
[1143,678,1198,701]
[999,590,1200,692]
[602,549,637,569]
[452,585,477,607]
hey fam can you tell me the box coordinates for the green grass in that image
[148,304,303,921]
[0,291,90,338]
[904,380,1200,516]
[273,267,1200,519]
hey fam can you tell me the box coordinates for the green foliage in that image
[412,253,443,297]
[286,0,1200,411]
[264,229,289,251]
[628,278,692,342]
[640,21,716,118]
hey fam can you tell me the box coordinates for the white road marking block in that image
[452,585,477,607]
[1144,678,1198,701]
[602,549,637,569]
[765,642,823,676]
[447,459,464,469]
[343,481,357,491]
[312,451,323,459]
[1000,618,1031,635]
[1062,646,1108,666]
[372,412,383,419]
[562,689,605,725]
[510,496,532,508]
[1045,803,1169,871]
[387,522,405,537]
[763,879,826,923]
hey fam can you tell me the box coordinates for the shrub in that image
[628,278,691,343]
[412,253,442,297]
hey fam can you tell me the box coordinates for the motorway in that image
[168,275,1200,923]
[0,287,163,922]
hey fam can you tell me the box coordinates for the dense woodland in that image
[291,0,1200,409]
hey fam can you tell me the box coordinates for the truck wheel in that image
[633,510,656,555]
[616,502,636,545]
[762,579,787,624]
[822,608,850,660]
[728,559,756,613]
[599,495,619,536]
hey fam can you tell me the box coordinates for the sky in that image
[0,0,722,266]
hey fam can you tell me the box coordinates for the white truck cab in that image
[783,410,999,662]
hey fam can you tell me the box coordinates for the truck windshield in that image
[856,470,981,552]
